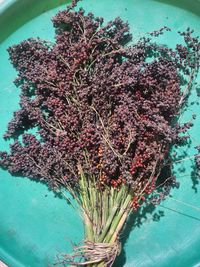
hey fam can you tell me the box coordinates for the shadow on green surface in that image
[0,0,70,44]
[114,196,200,267]
[154,0,200,17]
[113,203,163,267]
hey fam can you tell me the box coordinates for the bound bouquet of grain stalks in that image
[1,0,200,266]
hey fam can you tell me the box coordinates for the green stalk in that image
[98,188,125,243]
[92,186,97,238]
[101,189,107,226]
[79,170,94,242]
[95,190,101,237]
[80,179,133,267]
[104,193,132,243]
[84,212,94,242]
[91,194,132,267]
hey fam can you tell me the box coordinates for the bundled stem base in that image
[66,241,121,266]
[62,170,133,267]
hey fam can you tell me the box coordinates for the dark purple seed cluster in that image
[0,0,200,198]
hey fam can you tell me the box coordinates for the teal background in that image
[0,0,200,266]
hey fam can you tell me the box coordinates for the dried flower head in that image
[0,2,199,201]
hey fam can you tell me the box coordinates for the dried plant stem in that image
[92,194,132,267]
[61,167,134,266]
[105,195,132,244]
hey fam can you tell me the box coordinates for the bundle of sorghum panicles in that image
[0,0,200,266]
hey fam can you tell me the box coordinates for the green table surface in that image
[0,1,200,266]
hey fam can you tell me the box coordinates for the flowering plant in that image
[0,1,200,266]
